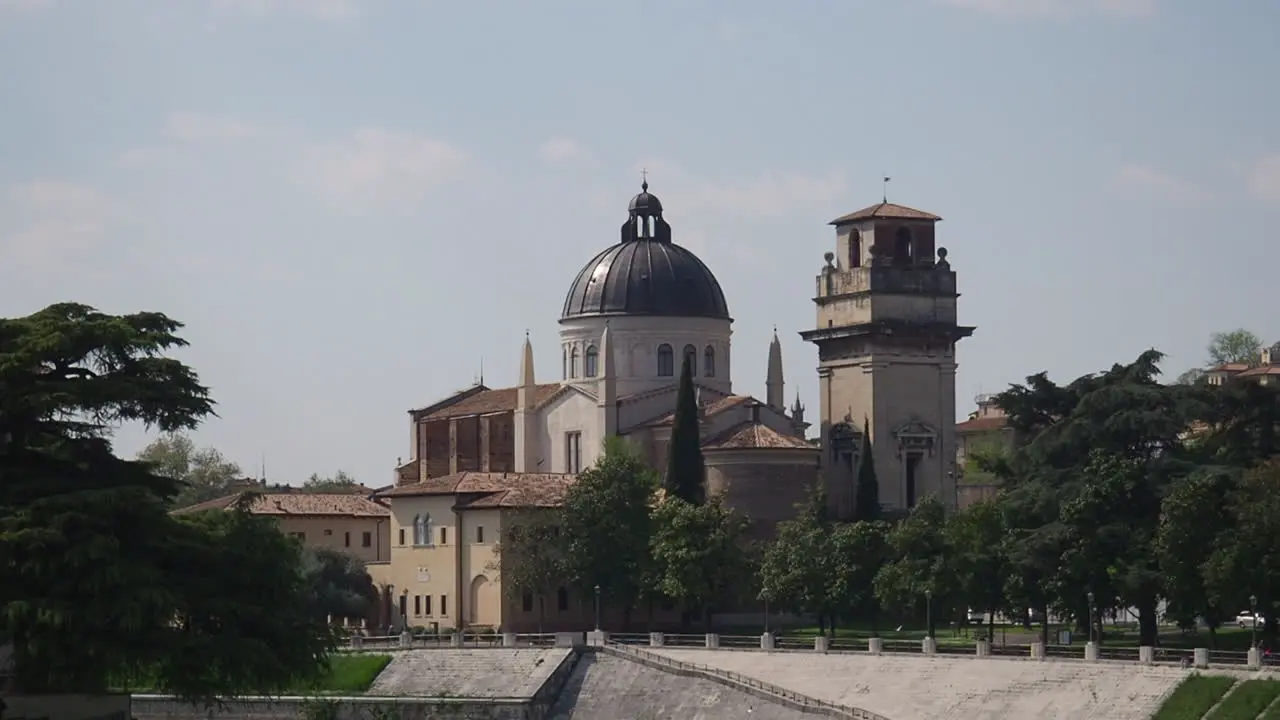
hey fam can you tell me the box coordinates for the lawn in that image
[1151,675,1237,720]
[1206,679,1280,720]
[115,653,392,695]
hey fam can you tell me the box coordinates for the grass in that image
[1262,690,1280,720]
[1206,680,1280,720]
[289,653,391,694]
[1151,675,1237,720]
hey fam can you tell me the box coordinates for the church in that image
[370,182,972,631]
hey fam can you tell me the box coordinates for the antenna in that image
[260,453,266,483]
[882,176,891,203]
[479,356,484,386]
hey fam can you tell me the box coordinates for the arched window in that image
[657,344,674,377]
[849,229,862,269]
[682,344,697,377]
[704,345,716,377]
[584,345,599,378]
[894,227,913,266]
[413,513,431,546]
[569,348,579,378]
[562,349,567,379]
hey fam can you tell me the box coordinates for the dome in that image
[560,184,731,321]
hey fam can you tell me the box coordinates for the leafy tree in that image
[826,520,889,629]
[1207,329,1262,367]
[852,418,880,521]
[664,354,705,505]
[1175,368,1206,385]
[1155,466,1236,645]
[302,547,379,624]
[758,483,832,632]
[1204,460,1280,647]
[874,497,954,638]
[489,510,567,632]
[561,436,658,628]
[0,303,331,700]
[649,496,750,630]
[1192,377,1280,467]
[302,470,362,494]
[946,500,1007,640]
[137,433,243,508]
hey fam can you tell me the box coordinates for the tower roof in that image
[829,202,941,226]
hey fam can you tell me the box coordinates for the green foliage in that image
[561,436,658,613]
[490,509,567,630]
[649,496,750,627]
[1207,329,1262,367]
[1205,679,1280,720]
[945,499,1007,628]
[1151,675,1236,720]
[1204,460,1280,629]
[303,547,379,623]
[1155,467,1236,637]
[302,470,362,494]
[852,419,879,521]
[137,433,243,508]
[664,355,705,505]
[0,303,331,701]
[874,497,952,636]
[299,654,391,694]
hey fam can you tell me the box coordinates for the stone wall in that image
[131,696,538,720]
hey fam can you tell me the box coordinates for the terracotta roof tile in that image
[829,202,941,225]
[1238,366,1280,377]
[646,395,753,427]
[456,476,576,509]
[956,416,1009,433]
[173,492,390,517]
[702,422,814,450]
[416,383,562,421]
[376,471,576,500]
[1208,363,1251,374]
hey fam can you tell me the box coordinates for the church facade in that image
[370,183,972,633]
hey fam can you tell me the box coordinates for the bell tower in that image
[800,201,975,518]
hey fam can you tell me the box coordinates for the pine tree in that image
[664,354,706,504]
[853,418,880,521]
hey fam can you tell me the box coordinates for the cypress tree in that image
[853,418,880,521]
[664,354,706,504]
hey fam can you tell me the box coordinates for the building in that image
[1205,342,1280,386]
[801,202,975,518]
[376,184,975,632]
[954,394,1013,508]
[173,488,392,564]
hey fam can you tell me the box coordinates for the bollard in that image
[1139,646,1154,665]
[1030,642,1045,660]
[649,632,665,647]
[705,633,720,649]
[398,630,412,649]
[351,634,364,650]
[1193,648,1208,669]
[1249,647,1261,670]
[587,630,608,647]
[554,632,579,648]
[869,637,884,655]
[1084,642,1098,662]
[814,636,830,653]
[922,637,937,655]
[975,641,990,657]
[450,632,464,648]
[502,632,517,648]
[760,633,775,650]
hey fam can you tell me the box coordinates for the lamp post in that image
[1251,595,1258,650]
[925,589,934,639]
[1086,592,1095,646]
[763,589,771,634]
[594,584,601,632]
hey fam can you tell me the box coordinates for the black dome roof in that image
[560,184,730,321]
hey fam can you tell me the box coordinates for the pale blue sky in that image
[2,0,1276,488]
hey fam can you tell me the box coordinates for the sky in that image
[2,0,1277,488]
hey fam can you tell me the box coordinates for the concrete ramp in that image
[367,647,571,698]
[650,648,1195,720]
[548,652,816,719]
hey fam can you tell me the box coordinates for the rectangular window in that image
[441,595,448,616]
[398,528,406,546]
[906,453,922,508]
[440,527,448,545]
[424,595,432,615]
[414,595,422,616]
[362,531,372,547]
[565,431,582,474]
[290,531,306,541]
[557,587,569,612]
[323,529,333,536]
[398,594,407,618]
[344,531,351,547]
[522,592,534,612]
[476,526,485,544]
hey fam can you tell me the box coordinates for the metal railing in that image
[601,640,889,719]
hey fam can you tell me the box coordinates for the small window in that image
[344,531,350,547]
[562,349,567,379]
[290,531,306,541]
[569,348,579,378]
[894,227,913,266]
[362,531,372,548]
[522,592,534,612]
[323,529,333,536]
[557,587,569,612]
[398,528,406,546]
[414,513,432,546]
[424,595,433,615]
[398,594,407,618]
[414,595,422,616]
[657,344,674,377]
[565,432,582,474]
[476,526,485,544]
[441,595,448,616]
[440,527,448,545]
[682,345,697,376]
[703,346,716,377]
[584,345,599,378]
[849,229,862,268]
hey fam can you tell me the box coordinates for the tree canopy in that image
[0,303,332,700]
[1207,329,1263,367]
[302,470,362,494]
[137,433,243,508]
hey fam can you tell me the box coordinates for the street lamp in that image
[1251,595,1258,649]
[1086,592,1095,646]
[594,584,602,631]
[925,589,934,639]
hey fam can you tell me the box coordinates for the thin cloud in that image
[0,0,51,11]
[1247,155,1280,204]
[165,112,267,143]
[301,127,471,208]
[209,0,359,20]
[940,0,1156,19]
[637,159,849,220]
[1112,163,1205,202]
[538,138,593,166]
[1,182,117,267]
